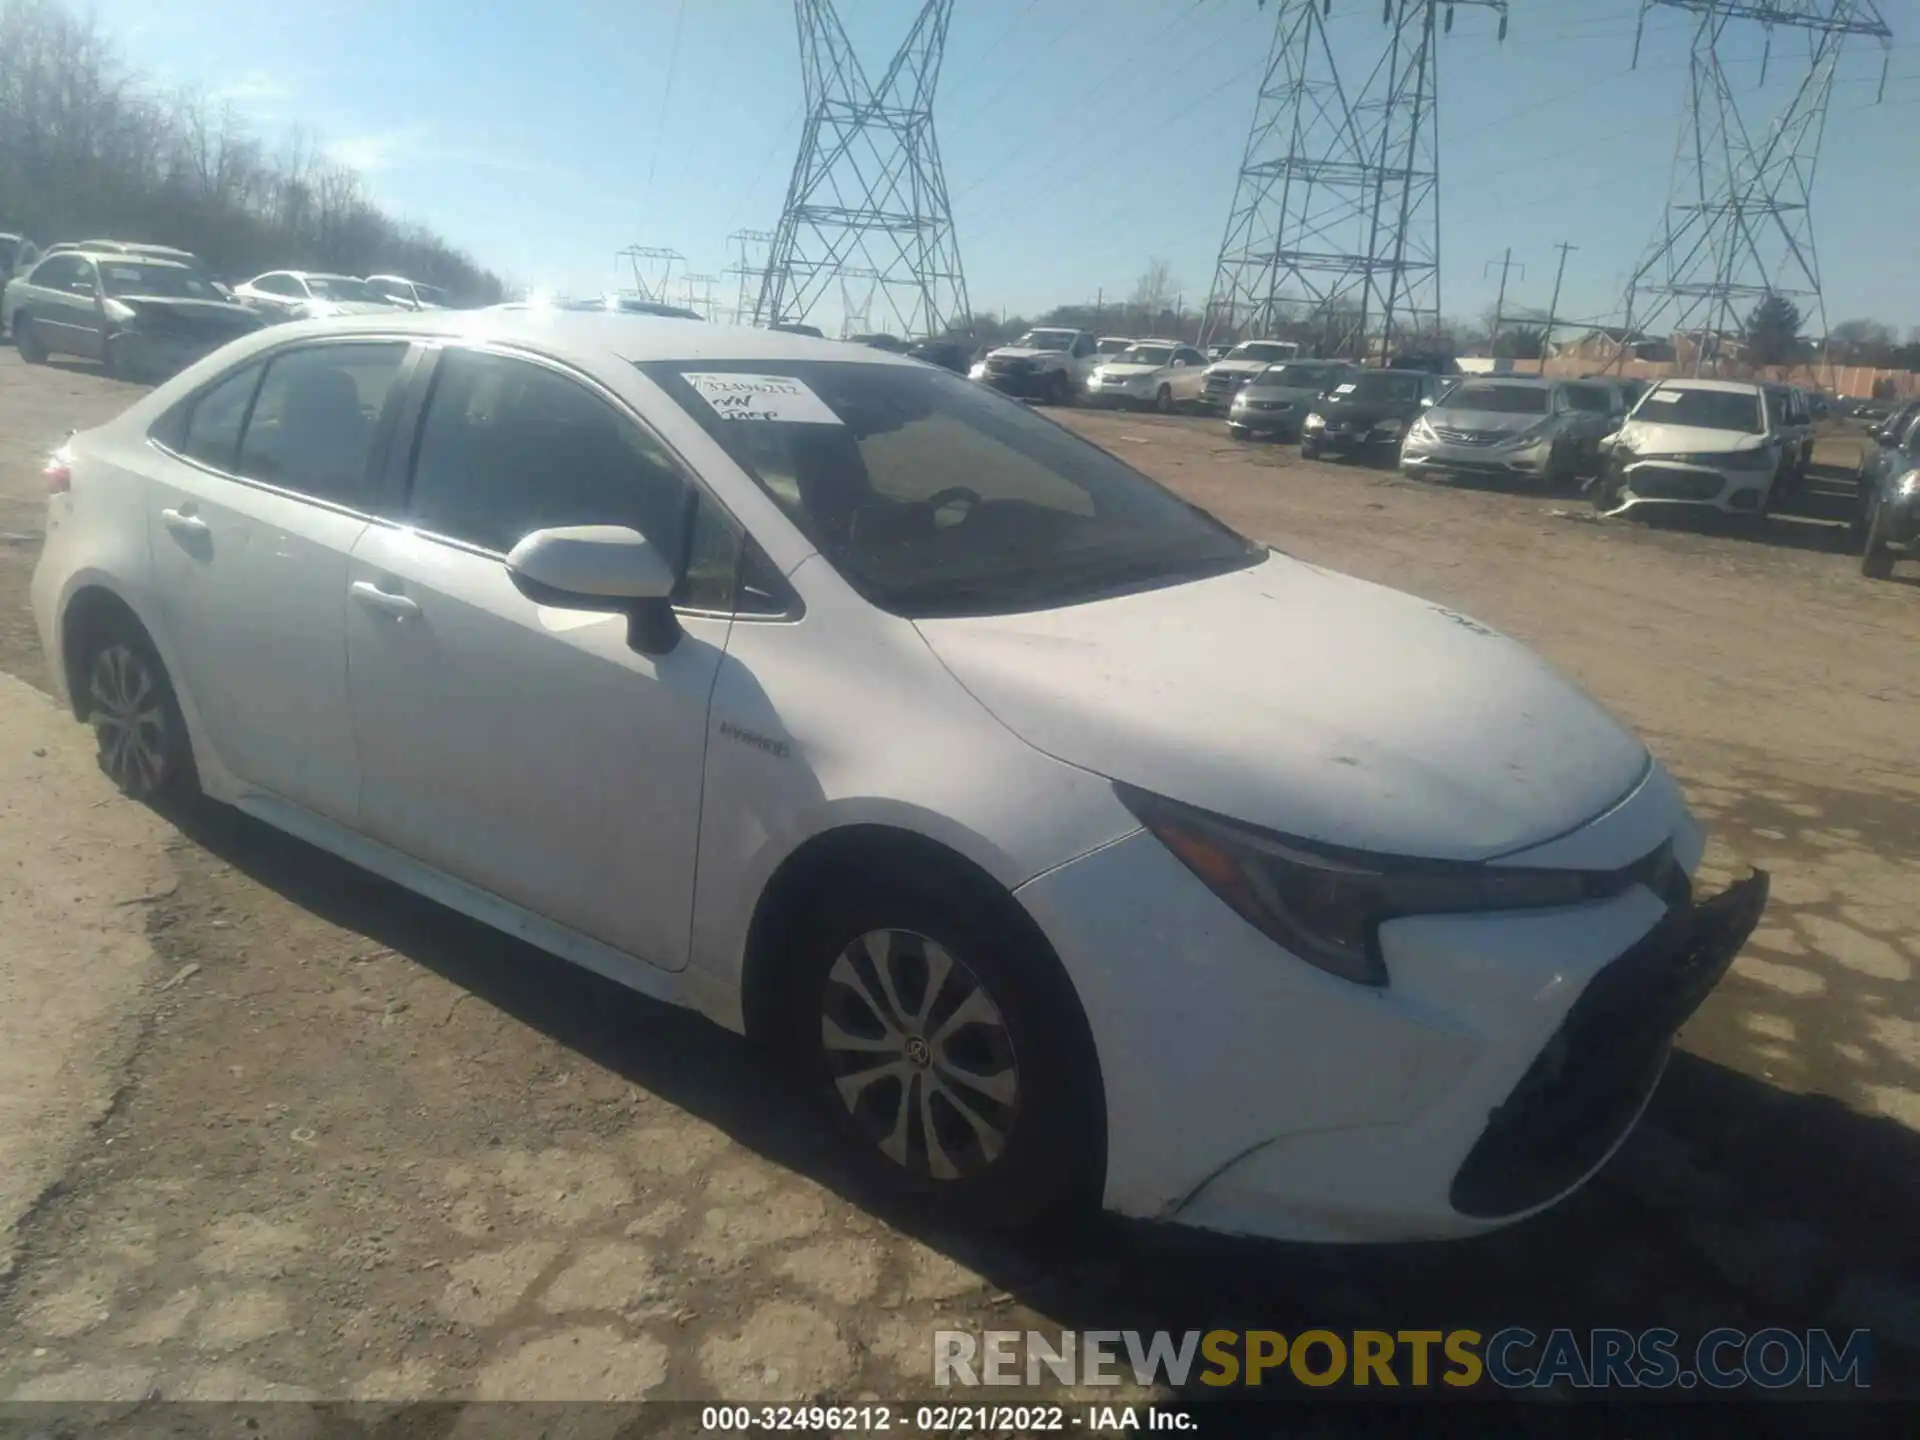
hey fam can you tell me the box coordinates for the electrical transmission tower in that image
[1202,0,1509,358]
[756,0,970,339]
[725,230,775,325]
[1619,1,1892,375]
[680,274,720,320]
[617,246,685,304]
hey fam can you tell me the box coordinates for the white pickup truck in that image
[970,327,1101,405]
[1199,338,1302,411]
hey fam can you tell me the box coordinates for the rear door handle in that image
[160,508,210,538]
[349,580,421,619]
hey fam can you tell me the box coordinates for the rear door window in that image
[235,343,410,508]
[178,363,265,472]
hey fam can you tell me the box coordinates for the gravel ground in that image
[0,351,1915,1419]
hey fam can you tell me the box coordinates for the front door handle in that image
[160,507,210,538]
[350,580,421,619]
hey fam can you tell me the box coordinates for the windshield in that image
[307,275,381,302]
[640,360,1264,619]
[1115,345,1174,367]
[99,262,223,300]
[1013,330,1075,352]
[1228,342,1295,363]
[1338,373,1423,404]
[1440,383,1551,415]
[1635,386,1763,434]
[1562,383,1613,414]
[1097,338,1131,353]
[1258,363,1341,389]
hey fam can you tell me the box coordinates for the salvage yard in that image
[0,349,1917,1407]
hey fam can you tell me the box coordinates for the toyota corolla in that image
[30,311,1766,1242]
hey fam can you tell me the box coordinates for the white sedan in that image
[1084,341,1210,412]
[30,311,1767,1242]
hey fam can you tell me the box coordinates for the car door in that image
[26,255,102,356]
[1171,347,1208,401]
[343,344,734,970]
[145,339,416,820]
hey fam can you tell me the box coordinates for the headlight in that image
[1303,412,1325,430]
[1117,784,1618,987]
[1722,447,1773,470]
[1408,416,1437,442]
[1897,468,1920,495]
[1231,392,1250,408]
[1372,416,1406,434]
[968,362,987,380]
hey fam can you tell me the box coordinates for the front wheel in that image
[1861,499,1895,579]
[1301,438,1322,460]
[1154,385,1173,414]
[15,315,46,364]
[785,879,1100,1229]
[1047,371,1072,407]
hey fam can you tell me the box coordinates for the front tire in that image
[1154,385,1173,414]
[16,314,46,364]
[1301,438,1322,460]
[1047,371,1072,407]
[785,876,1100,1229]
[79,628,197,801]
[1861,498,1895,579]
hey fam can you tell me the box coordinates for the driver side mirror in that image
[506,525,681,655]
[1420,395,1435,408]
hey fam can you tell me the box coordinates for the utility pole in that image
[1095,286,1103,332]
[1484,248,1524,356]
[1539,241,1576,374]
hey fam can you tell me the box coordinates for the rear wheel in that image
[15,315,46,364]
[77,626,197,801]
[1301,438,1322,460]
[785,875,1100,1229]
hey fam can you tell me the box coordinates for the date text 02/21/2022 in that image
[697,1404,1194,1432]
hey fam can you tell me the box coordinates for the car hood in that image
[1427,407,1547,435]
[116,296,259,323]
[1315,395,1421,423]
[914,554,1649,861]
[1096,363,1166,379]
[1208,360,1270,377]
[989,346,1068,362]
[307,298,402,316]
[1614,419,1769,455]
[1238,383,1321,403]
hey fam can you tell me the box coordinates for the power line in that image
[640,0,691,215]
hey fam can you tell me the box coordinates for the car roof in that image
[1648,378,1763,394]
[218,309,928,368]
[52,249,190,268]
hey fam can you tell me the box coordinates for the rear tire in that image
[784,873,1100,1229]
[16,315,46,364]
[1301,438,1322,460]
[76,624,198,802]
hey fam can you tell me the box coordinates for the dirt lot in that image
[0,350,1917,1417]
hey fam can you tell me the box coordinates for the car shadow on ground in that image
[160,797,1920,1412]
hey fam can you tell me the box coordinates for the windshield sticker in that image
[1643,389,1681,403]
[681,373,843,425]
[1333,383,1357,394]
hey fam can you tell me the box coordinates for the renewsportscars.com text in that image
[933,1327,1873,1391]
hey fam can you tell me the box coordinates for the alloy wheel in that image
[819,928,1020,1181]
[87,643,172,794]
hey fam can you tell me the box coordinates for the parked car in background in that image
[1401,377,1616,488]
[1758,381,1815,493]
[30,308,1761,1242]
[1858,405,1920,580]
[1592,380,1784,519]
[1866,397,1920,446]
[971,327,1100,404]
[10,250,261,378]
[1095,336,1135,361]
[232,271,403,321]
[1084,341,1209,412]
[1301,369,1436,461]
[1206,343,1234,362]
[367,275,452,310]
[1226,359,1357,440]
[607,294,703,320]
[1200,339,1302,411]
[905,338,972,375]
[1387,353,1461,377]
[769,321,826,338]
[848,333,908,354]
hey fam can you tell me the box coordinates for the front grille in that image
[1245,399,1290,412]
[1433,427,1502,446]
[1630,467,1724,501]
[1204,374,1241,393]
[1450,862,1766,1219]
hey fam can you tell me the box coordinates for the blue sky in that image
[102,0,1920,335]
